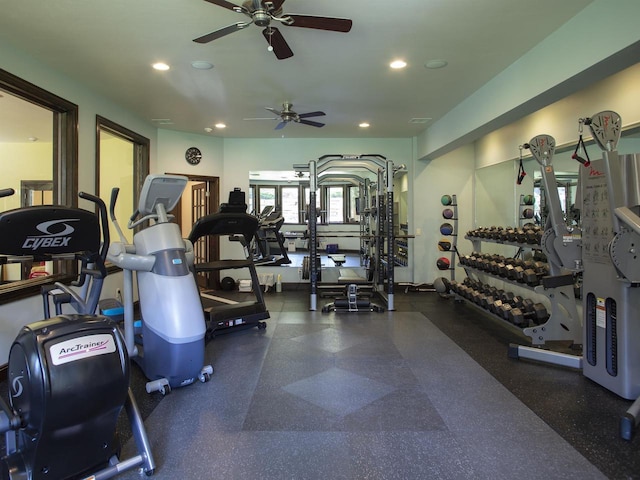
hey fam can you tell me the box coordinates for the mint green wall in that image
[417,0,640,161]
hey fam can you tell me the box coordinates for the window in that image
[281,186,299,223]
[0,68,78,303]
[348,186,360,223]
[258,186,276,214]
[327,186,344,223]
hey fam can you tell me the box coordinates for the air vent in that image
[409,118,432,124]
[151,118,174,125]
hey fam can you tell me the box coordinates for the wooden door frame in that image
[166,173,220,288]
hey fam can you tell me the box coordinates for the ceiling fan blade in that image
[264,107,281,115]
[262,27,293,59]
[299,119,325,128]
[244,117,278,121]
[275,121,288,130]
[285,15,353,32]
[193,22,248,43]
[202,0,241,11]
[298,111,326,119]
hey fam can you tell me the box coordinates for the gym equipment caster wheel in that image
[146,378,171,395]
[199,365,214,383]
[258,321,267,330]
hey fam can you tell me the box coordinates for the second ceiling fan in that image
[194,0,353,59]
[246,103,326,130]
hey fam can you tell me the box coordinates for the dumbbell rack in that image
[458,233,581,346]
[438,194,458,281]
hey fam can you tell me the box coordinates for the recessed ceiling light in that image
[215,123,226,129]
[191,61,214,70]
[204,127,213,133]
[359,122,370,128]
[389,60,407,69]
[425,59,448,69]
[152,62,170,71]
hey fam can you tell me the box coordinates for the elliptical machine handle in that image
[79,191,110,264]
[0,188,15,198]
[109,187,130,245]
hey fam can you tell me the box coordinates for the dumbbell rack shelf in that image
[454,290,542,339]
[464,236,541,250]
[459,235,581,346]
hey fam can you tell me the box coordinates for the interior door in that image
[191,182,209,288]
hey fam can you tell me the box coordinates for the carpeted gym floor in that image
[110,287,638,480]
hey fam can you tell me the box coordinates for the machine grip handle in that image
[572,152,591,167]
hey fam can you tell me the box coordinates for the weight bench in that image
[328,254,346,266]
[321,283,384,313]
[338,268,367,283]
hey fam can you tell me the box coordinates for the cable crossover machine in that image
[295,154,406,312]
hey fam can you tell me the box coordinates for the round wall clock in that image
[185,147,202,165]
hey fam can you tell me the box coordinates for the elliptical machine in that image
[0,188,155,479]
[107,174,213,395]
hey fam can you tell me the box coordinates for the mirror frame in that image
[0,68,78,304]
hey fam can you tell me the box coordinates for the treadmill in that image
[189,190,269,337]
[253,208,291,266]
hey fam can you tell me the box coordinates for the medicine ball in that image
[436,257,450,270]
[523,194,535,205]
[434,277,450,293]
[221,276,236,291]
[442,208,454,219]
[441,194,453,206]
[438,239,451,251]
[522,208,534,219]
[440,223,454,235]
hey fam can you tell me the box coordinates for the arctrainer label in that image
[50,333,116,366]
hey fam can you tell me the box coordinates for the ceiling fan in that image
[245,102,326,130]
[194,0,353,59]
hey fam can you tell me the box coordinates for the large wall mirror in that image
[96,115,150,247]
[475,127,640,237]
[248,168,409,268]
[0,68,78,303]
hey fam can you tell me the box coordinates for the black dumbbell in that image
[510,302,549,326]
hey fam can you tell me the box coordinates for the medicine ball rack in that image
[437,194,458,282]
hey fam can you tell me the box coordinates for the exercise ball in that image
[436,257,450,270]
[440,194,453,206]
[434,277,450,294]
[442,208,454,219]
[440,223,454,235]
[221,276,236,291]
[438,240,451,251]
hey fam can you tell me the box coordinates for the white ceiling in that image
[0,0,594,140]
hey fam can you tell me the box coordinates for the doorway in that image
[169,174,220,289]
